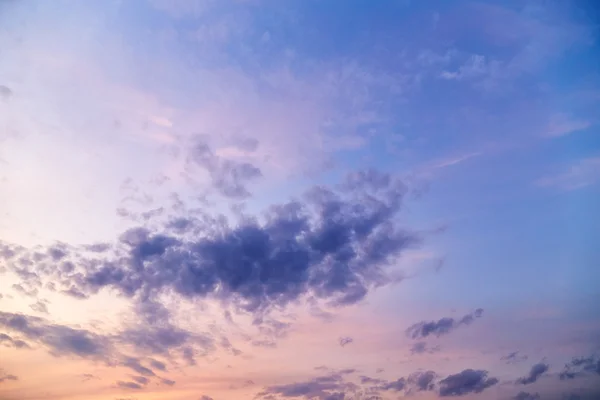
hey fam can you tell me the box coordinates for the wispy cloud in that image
[536,157,600,191]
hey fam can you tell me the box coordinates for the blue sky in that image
[0,1,599,400]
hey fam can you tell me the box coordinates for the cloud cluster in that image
[1,169,417,320]
[257,367,497,399]
[559,355,600,380]
[405,309,484,339]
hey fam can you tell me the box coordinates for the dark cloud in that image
[410,341,440,355]
[117,381,143,390]
[1,170,416,326]
[438,369,498,397]
[0,369,18,383]
[559,355,600,380]
[187,139,262,199]
[149,358,167,371]
[161,378,175,386]
[200,396,214,400]
[514,392,540,400]
[407,370,436,391]
[516,362,549,385]
[122,357,156,377]
[258,373,357,400]
[0,311,112,360]
[502,351,528,364]
[339,336,353,347]
[131,376,149,385]
[406,309,483,339]
[258,367,440,399]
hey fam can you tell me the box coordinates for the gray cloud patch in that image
[187,138,262,199]
[0,311,112,361]
[0,369,18,383]
[117,380,143,390]
[502,351,528,364]
[0,332,30,349]
[410,341,440,355]
[406,309,483,339]
[0,85,12,101]
[438,369,498,397]
[514,392,540,400]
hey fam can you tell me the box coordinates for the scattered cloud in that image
[559,355,600,380]
[406,309,484,339]
[0,369,18,383]
[536,157,600,191]
[514,391,541,400]
[0,311,113,361]
[516,362,549,385]
[339,337,353,347]
[410,341,440,355]
[438,369,498,397]
[544,114,592,138]
[502,351,528,364]
[186,137,262,199]
[117,381,143,390]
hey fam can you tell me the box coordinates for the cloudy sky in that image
[0,1,599,399]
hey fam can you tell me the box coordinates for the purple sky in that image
[0,1,599,400]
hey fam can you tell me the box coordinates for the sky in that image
[0,0,599,399]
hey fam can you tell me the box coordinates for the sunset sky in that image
[1,1,599,400]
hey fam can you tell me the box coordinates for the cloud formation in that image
[405,309,483,339]
[2,169,416,319]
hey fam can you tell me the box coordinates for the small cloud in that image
[516,362,549,385]
[514,392,540,400]
[406,309,484,339]
[131,375,149,385]
[440,55,487,80]
[117,381,143,390]
[29,300,49,314]
[410,341,440,355]
[339,336,353,347]
[536,157,600,191]
[438,369,498,396]
[544,114,591,138]
[502,351,528,364]
[0,369,18,383]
